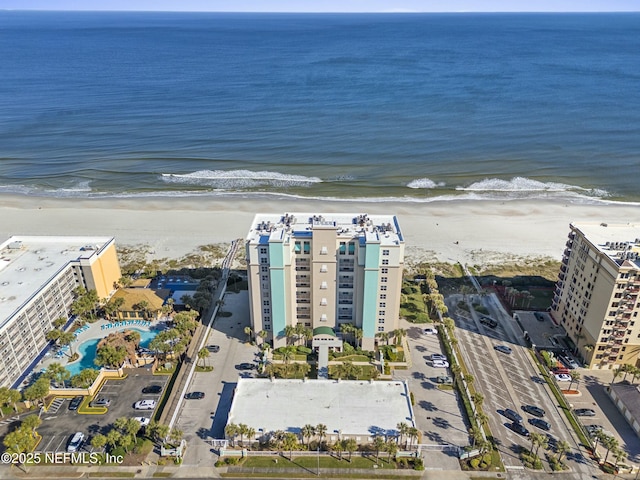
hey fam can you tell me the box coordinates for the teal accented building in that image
[246,213,404,350]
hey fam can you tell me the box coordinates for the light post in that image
[317,446,320,476]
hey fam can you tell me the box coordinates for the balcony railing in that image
[338,299,353,305]
[295,267,310,271]
[296,283,310,288]
[339,267,355,272]
[338,284,353,289]
[296,299,310,304]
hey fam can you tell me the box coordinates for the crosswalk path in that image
[47,397,65,414]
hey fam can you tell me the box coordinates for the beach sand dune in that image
[1,195,637,265]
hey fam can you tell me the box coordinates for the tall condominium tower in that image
[550,223,640,369]
[246,213,405,350]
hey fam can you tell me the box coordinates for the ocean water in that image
[1,11,639,203]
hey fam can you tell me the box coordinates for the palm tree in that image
[611,366,623,384]
[237,424,248,447]
[282,432,298,460]
[245,427,256,448]
[44,362,70,388]
[333,439,344,460]
[225,423,239,447]
[197,347,210,368]
[469,426,483,448]
[601,434,619,464]
[385,439,398,463]
[22,415,42,438]
[58,331,76,357]
[613,447,627,466]
[407,427,419,449]
[316,424,327,447]
[470,392,484,409]
[396,422,409,448]
[344,438,357,462]
[474,411,488,428]
[244,326,253,343]
[373,436,385,464]
[531,432,548,457]
[301,424,315,449]
[284,325,296,346]
[556,440,570,462]
[568,371,581,391]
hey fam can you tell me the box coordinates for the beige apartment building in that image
[0,236,121,388]
[550,223,640,369]
[246,213,405,350]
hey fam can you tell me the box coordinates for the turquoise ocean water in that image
[0,12,639,203]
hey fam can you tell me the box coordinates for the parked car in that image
[510,422,529,437]
[133,399,157,410]
[91,398,111,407]
[142,384,162,394]
[236,363,256,370]
[480,317,498,328]
[430,353,446,361]
[559,354,579,369]
[503,408,523,423]
[494,345,512,355]
[206,345,220,353]
[435,375,453,384]
[555,373,571,382]
[432,360,450,368]
[185,391,205,400]
[423,327,438,335]
[67,432,84,453]
[534,312,545,321]
[522,405,545,417]
[133,417,151,427]
[68,396,83,411]
[528,418,551,431]
[552,367,570,375]
[575,408,596,417]
[585,424,603,436]
[546,434,558,449]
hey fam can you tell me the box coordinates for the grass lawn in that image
[241,455,397,469]
[333,355,370,362]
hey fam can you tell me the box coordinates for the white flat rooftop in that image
[572,222,640,268]
[227,378,414,437]
[0,236,114,328]
[247,213,403,246]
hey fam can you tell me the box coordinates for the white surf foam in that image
[161,169,322,188]
[406,178,446,189]
[457,177,609,197]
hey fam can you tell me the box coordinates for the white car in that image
[134,399,157,410]
[432,360,450,368]
[555,373,571,382]
[423,327,438,335]
[430,353,446,361]
[67,432,84,453]
[133,416,151,427]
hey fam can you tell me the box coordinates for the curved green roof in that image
[313,326,336,337]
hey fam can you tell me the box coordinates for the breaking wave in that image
[406,178,446,189]
[456,177,609,198]
[161,169,322,188]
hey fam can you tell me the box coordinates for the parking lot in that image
[448,293,596,475]
[35,370,168,456]
[175,289,259,467]
[394,319,469,471]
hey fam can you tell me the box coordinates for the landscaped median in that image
[529,350,592,449]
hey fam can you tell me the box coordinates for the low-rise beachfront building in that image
[550,223,640,369]
[0,236,121,388]
[110,287,171,321]
[246,213,405,350]
[226,378,416,445]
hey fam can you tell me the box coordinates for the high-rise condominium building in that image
[0,236,121,388]
[246,213,404,350]
[550,223,640,369]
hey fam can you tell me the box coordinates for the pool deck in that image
[36,317,171,379]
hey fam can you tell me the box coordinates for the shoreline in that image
[2,194,638,265]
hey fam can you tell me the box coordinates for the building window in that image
[264,323,271,330]
[378,326,385,332]
[378,310,385,316]
[380,294,386,299]
[261,266,268,272]
[295,241,301,253]
[262,275,268,281]
[320,281,328,289]
[263,300,270,306]
[380,285,387,291]
[382,259,389,265]
[263,308,270,314]
[348,242,355,255]
[339,242,346,255]
[320,264,328,272]
[382,249,389,256]
[264,316,270,322]
[320,246,328,255]
[381,277,388,283]
[260,257,268,264]
[260,247,268,254]
[320,298,327,306]
[381,268,388,274]
[379,302,386,308]
[303,241,311,254]
[378,318,385,323]
[320,314,327,322]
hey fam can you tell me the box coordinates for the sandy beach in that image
[1,195,638,265]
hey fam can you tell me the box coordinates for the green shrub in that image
[342,342,355,354]
[413,458,424,471]
[297,346,312,354]
[410,392,415,406]
[457,301,469,311]
[469,458,480,469]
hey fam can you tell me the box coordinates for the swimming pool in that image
[65,328,158,376]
